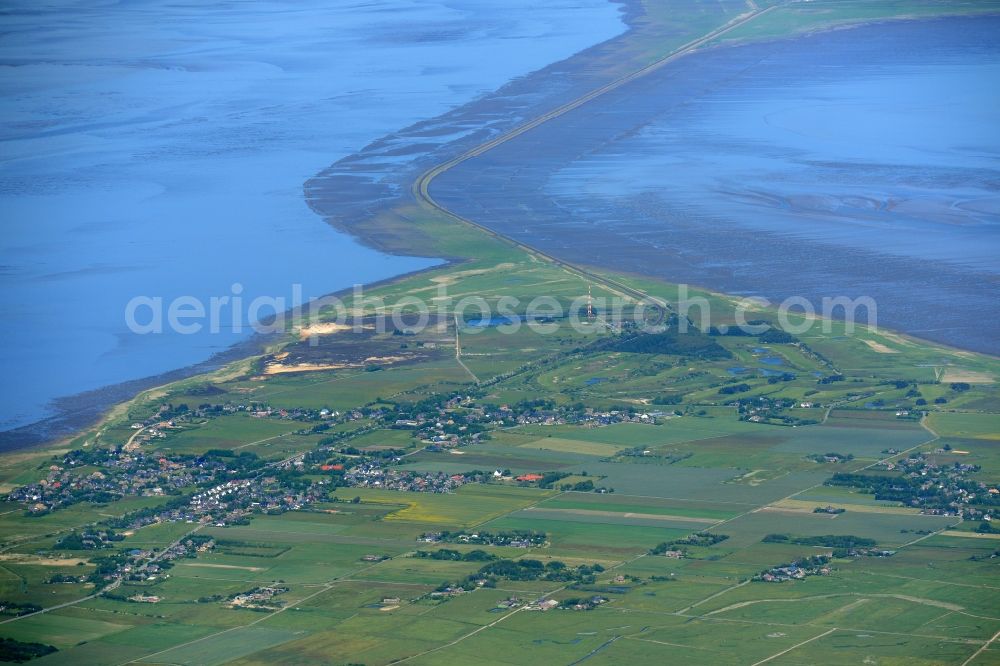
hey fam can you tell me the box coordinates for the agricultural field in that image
[1,274,997,665]
[4,382,997,666]
[1,261,997,666]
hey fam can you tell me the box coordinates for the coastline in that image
[0,0,627,450]
[6,1,998,453]
[0,258,467,453]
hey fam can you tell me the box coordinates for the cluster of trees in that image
[414,548,496,562]
[764,533,888,558]
[438,559,607,592]
[0,602,42,618]
[650,532,728,555]
[611,332,731,360]
[560,479,595,491]
[707,322,798,343]
[537,472,571,489]
[476,559,562,582]
[340,446,405,458]
[475,559,605,584]
[0,638,57,663]
[763,534,876,548]
[808,452,854,463]
[426,530,546,547]
[758,329,798,344]
[767,372,797,384]
[53,529,125,551]
[85,551,131,586]
[673,532,729,547]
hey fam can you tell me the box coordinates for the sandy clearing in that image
[264,362,349,375]
[298,322,352,337]
[297,322,375,339]
[879,330,916,347]
[862,339,899,354]
[404,263,524,297]
[428,263,517,286]
[364,355,407,364]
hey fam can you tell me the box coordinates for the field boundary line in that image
[119,553,397,665]
[750,627,837,665]
[961,627,1000,666]
[663,415,947,617]
[454,314,480,384]
[618,605,983,643]
[623,636,718,652]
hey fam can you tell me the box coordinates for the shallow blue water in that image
[547,19,1000,271]
[0,0,624,430]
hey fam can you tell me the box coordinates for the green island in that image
[2,1,1000,664]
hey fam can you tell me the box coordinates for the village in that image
[754,555,833,583]
[828,452,999,520]
[4,388,668,524]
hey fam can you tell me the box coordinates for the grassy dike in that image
[711,0,1000,47]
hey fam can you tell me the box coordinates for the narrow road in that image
[454,314,480,383]
[0,525,202,625]
[750,627,838,666]
[961,627,1000,666]
[123,424,146,452]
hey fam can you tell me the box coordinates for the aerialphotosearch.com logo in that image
[124,282,878,340]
